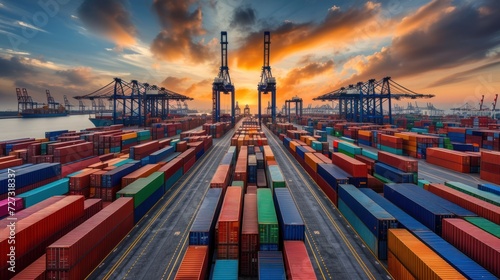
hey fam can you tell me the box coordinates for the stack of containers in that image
[45,130,69,141]
[212,260,238,279]
[426,148,472,173]
[357,130,372,146]
[316,163,349,206]
[336,141,362,157]
[478,183,500,196]
[464,217,500,238]
[189,188,223,246]
[338,184,397,259]
[46,198,134,279]
[248,155,257,184]
[217,187,243,259]
[148,146,174,164]
[374,151,418,184]
[384,183,457,235]
[444,181,500,206]
[257,189,279,251]
[121,164,162,187]
[240,193,259,277]
[69,169,100,197]
[98,161,141,201]
[177,148,196,173]
[387,229,466,280]
[12,254,46,280]
[0,196,84,279]
[115,172,165,223]
[442,218,499,278]
[0,163,61,200]
[266,165,286,190]
[158,157,183,192]
[425,183,500,224]
[129,141,159,160]
[234,146,248,188]
[379,134,403,155]
[480,150,500,184]
[331,152,367,187]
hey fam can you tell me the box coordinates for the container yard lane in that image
[88,127,234,280]
[263,126,389,280]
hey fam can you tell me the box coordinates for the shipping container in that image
[11,254,45,280]
[210,165,231,190]
[0,197,23,218]
[212,260,238,280]
[442,218,500,278]
[0,163,61,195]
[464,217,500,238]
[17,178,69,207]
[445,181,500,206]
[101,161,141,188]
[121,164,162,187]
[317,163,349,192]
[258,251,286,280]
[257,189,279,248]
[189,188,222,245]
[478,183,500,196]
[116,172,164,208]
[374,163,415,184]
[267,165,286,189]
[384,183,454,235]
[387,251,415,280]
[217,187,243,259]
[426,183,500,224]
[388,229,466,280]
[241,194,258,277]
[283,241,316,280]
[46,198,134,278]
[274,188,304,241]
[377,151,418,173]
[331,152,367,177]
[174,246,208,280]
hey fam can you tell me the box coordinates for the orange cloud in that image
[233,2,383,70]
[160,76,190,93]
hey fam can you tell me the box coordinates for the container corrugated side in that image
[384,183,454,235]
[217,187,243,259]
[274,188,304,241]
[11,254,45,280]
[445,181,500,206]
[241,194,258,277]
[189,188,222,245]
[387,250,415,280]
[116,172,164,208]
[388,229,466,280]
[17,178,69,207]
[257,189,279,246]
[464,217,500,238]
[174,246,208,280]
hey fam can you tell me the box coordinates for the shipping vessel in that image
[21,107,68,118]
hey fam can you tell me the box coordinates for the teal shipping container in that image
[212,260,238,280]
[18,178,69,207]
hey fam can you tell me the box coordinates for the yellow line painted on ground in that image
[97,131,232,280]
[265,127,377,280]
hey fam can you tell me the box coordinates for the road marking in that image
[174,231,180,236]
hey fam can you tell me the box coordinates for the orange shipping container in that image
[175,246,209,280]
[218,187,243,246]
[387,251,415,280]
[388,229,466,280]
[121,164,161,187]
[304,153,323,173]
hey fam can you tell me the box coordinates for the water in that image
[0,115,95,141]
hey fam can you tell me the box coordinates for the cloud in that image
[56,67,94,86]
[282,60,334,86]
[233,2,383,70]
[185,79,212,99]
[230,6,256,29]
[339,0,500,87]
[428,60,500,87]
[160,76,190,92]
[77,0,136,47]
[0,56,36,78]
[150,0,213,63]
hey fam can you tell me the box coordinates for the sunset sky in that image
[0,0,499,114]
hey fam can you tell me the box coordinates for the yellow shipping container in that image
[358,130,372,137]
[388,229,465,280]
[289,141,300,152]
[121,132,137,141]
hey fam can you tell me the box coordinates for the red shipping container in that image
[331,152,367,177]
[0,196,84,279]
[377,151,418,173]
[210,165,231,190]
[90,170,106,188]
[234,149,248,184]
[218,187,243,245]
[83,199,103,221]
[100,185,121,201]
[481,150,500,164]
[367,174,384,193]
[241,194,258,253]
[426,148,470,165]
[283,241,317,280]
[121,164,161,187]
[47,140,85,155]
[315,175,338,206]
[0,196,64,230]
[247,185,257,194]
[0,155,18,163]
[12,254,45,280]
[426,156,470,173]
[70,169,100,190]
[175,245,209,279]
[183,156,196,173]
[158,157,184,178]
[426,184,500,224]
[442,218,500,278]
[46,198,134,274]
[0,158,23,169]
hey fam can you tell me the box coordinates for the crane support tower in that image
[314,77,434,124]
[257,31,277,126]
[212,31,235,125]
[285,96,303,123]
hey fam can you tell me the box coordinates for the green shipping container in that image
[311,141,323,151]
[257,189,279,245]
[417,179,431,188]
[380,145,403,155]
[231,181,244,187]
[373,173,393,184]
[464,217,500,238]
[116,172,165,208]
[338,142,362,156]
[445,181,500,206]
[267,165,286,189]
[18,178,69,207]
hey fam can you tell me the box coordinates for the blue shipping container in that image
[149,146,174,163]
[317,163,349,191]
[258,251,285,280]
[259,243,279,251]
[384,183,454,235]
[478,183,500,196]
[101,161,141,188]
[274,188,305,241]
[295,146,308,159]
[374,163,414,183]
[189,188,222,245]
[18,178,69,207]
[338,185,397,240]
[212,260,238,280]
[0,163,61,194]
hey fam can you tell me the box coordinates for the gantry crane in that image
[63,95,73,112]
[46,90,59,109]
[79,100,86,112]
[479,95,485,111]
[212,31,235,125]
[257,31,276,126]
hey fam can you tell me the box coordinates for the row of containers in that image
[175,119,317,280]
[0,116,208,166]
[266,124,500,279]
[0,124,230,279]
